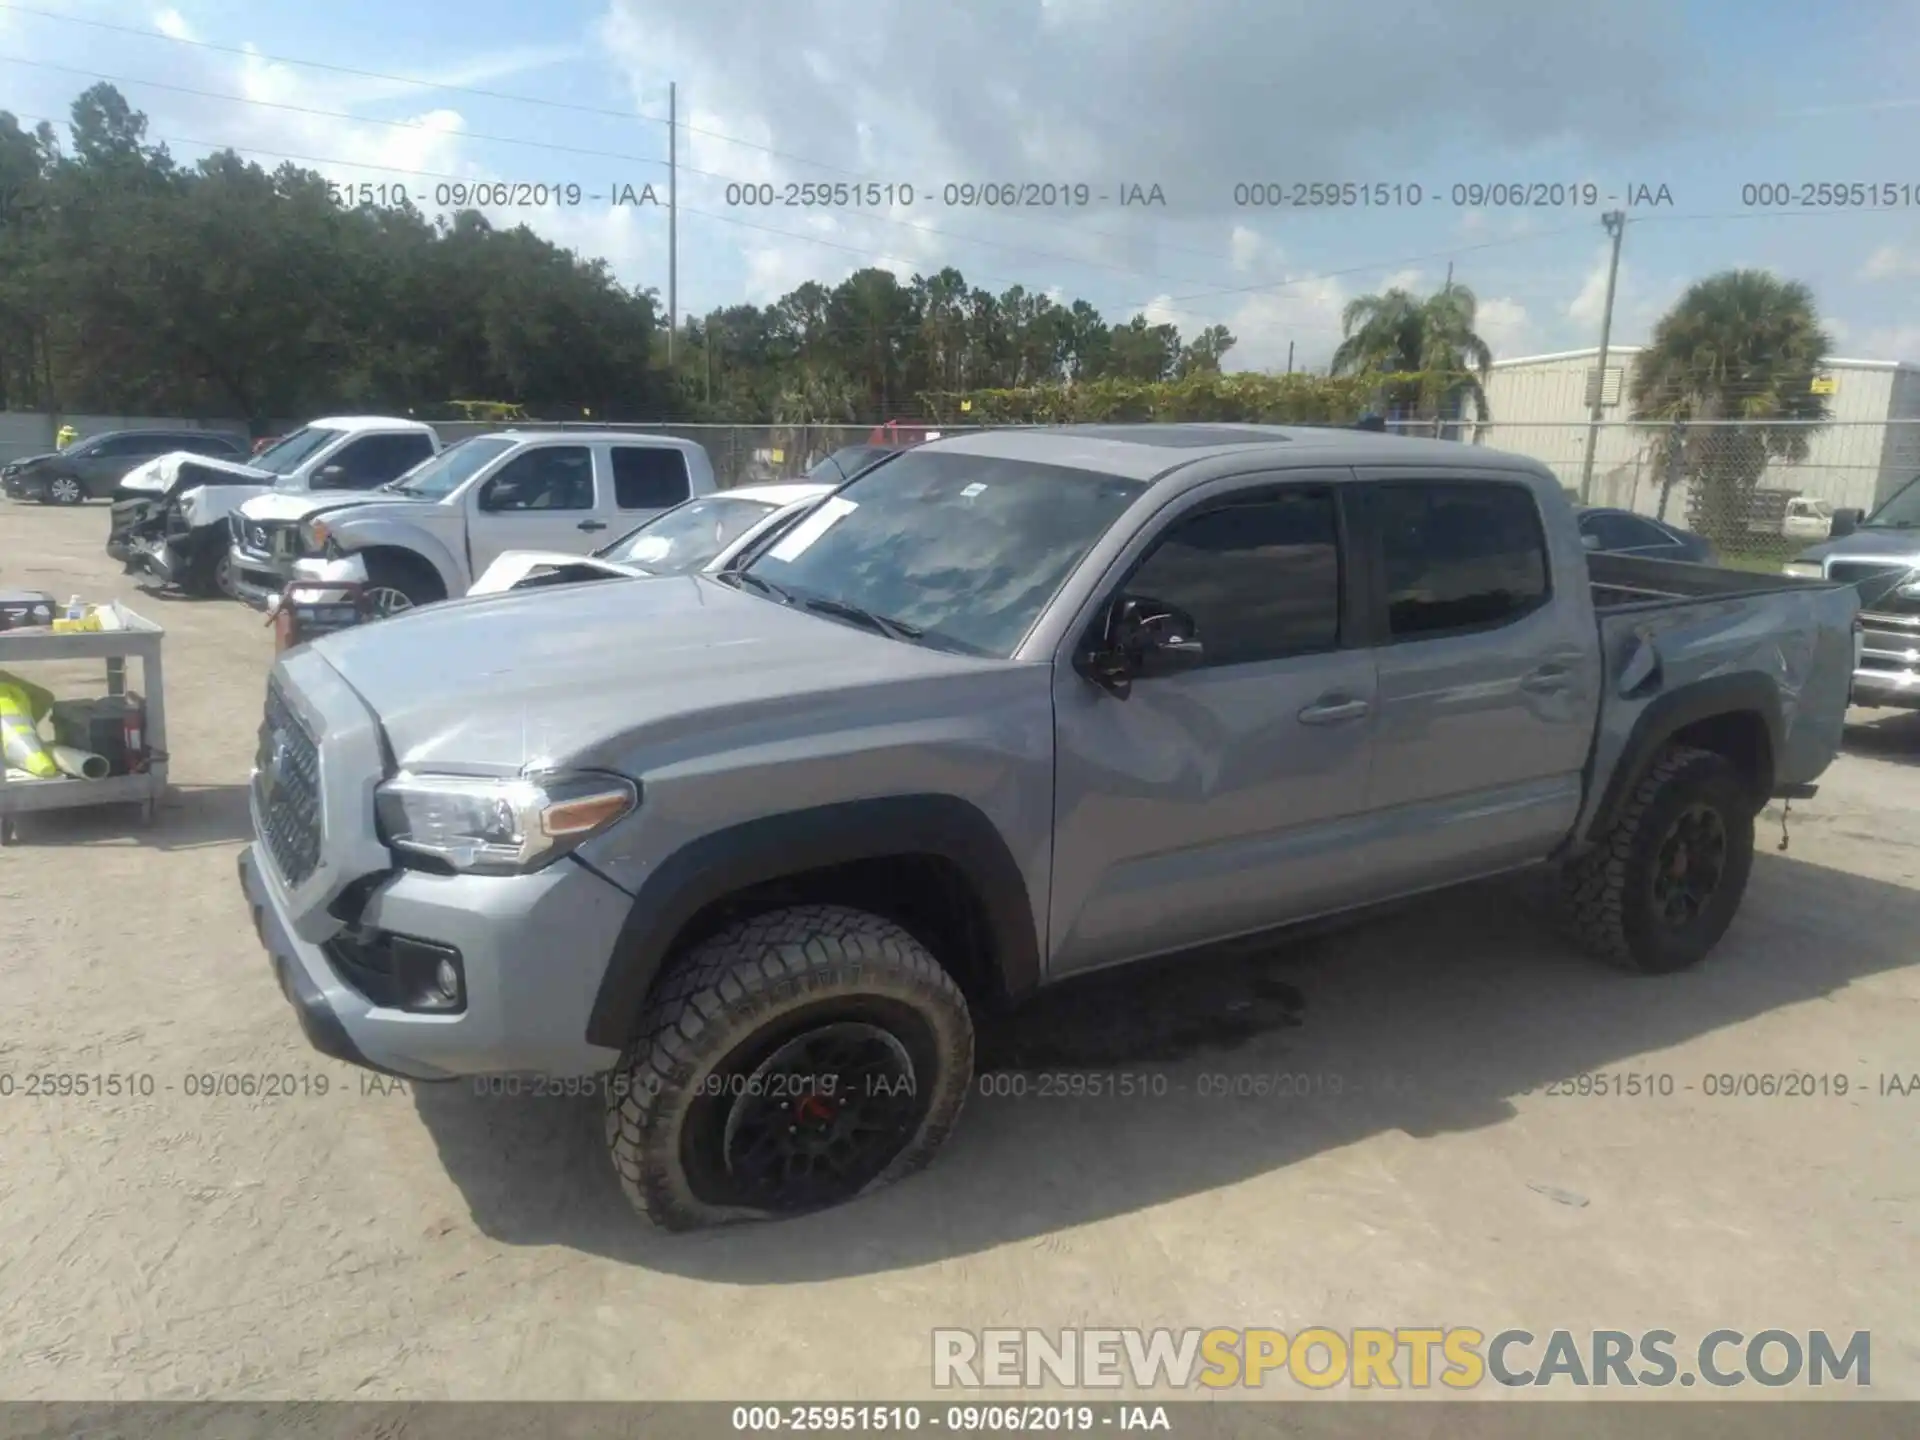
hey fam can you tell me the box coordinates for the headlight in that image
[300,516,331,555]
[374,770,638,874]
[1782,561,1824,578]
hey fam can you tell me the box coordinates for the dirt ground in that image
[1,497,1917,1402]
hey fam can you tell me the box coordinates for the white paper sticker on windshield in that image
[768,495,858,562]
[959,482,986,498]
[625,535,673,563]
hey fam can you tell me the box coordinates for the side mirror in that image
[1075,596,1204,696]
[312,464,349,489]
[1830,508,1862,538]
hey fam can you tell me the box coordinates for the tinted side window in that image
[1582,512,1667,550]
[180,434,241,455]
[1374,481,1549,639]
[612,446,692,509]
[332,433,435,485]
[91,435,153,458]
[480,446,595,511]
[1124,488,1341,667]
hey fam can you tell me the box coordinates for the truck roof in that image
[483,429,709,450]
[309,416,438,435]
[923,423,1547,483]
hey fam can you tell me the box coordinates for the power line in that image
[0,2,1326,275]
[0,53,1269,294]
[0,106,1546,343]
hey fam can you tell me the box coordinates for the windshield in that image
[598,494,781,572]
[736,449,1146,657]
[805,446,893,483]
[253,426,342,477]
[1863,476,1920,529]
[387,435,515,498]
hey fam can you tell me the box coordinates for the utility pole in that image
[667,82,678,368]
[1286,341,1294,375]
[1578,210,1626,503]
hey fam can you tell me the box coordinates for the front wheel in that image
[1556,744,1756,974]
[605,904,975,1231]
[44,475,84,505]
[360,553,444,617]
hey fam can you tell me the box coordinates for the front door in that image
[1048,475,1381,976]
[465,444,603,574]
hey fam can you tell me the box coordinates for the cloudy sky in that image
[3,0,1918,370]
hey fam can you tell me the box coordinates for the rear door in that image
[608,443,694,530]
[1352,472,1599,891]
[465,443,601,573]
[1048,470,1382,975]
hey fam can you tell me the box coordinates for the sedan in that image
[466,482,837,596]
[4,429,247,504]
[1575,507,1716,564]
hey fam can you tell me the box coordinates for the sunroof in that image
[1055,424,1292,449]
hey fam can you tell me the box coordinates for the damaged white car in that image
[107,417,438,597]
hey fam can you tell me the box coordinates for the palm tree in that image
[1630,269,1833,536]
[1330,283,1494,422]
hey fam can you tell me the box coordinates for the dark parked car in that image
[1575,507,1716,564]
[3,429,246,504]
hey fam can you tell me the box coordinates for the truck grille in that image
[254,683,323,886]
[1831,560,1920,617]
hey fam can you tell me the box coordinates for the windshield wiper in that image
[731,570,799,605]
[796,594,924,642]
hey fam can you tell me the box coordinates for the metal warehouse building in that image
[1463,346,1920,518]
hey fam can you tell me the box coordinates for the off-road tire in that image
[361,553,445,616]
[1557,744,1755,974]
[605,904,975,1231]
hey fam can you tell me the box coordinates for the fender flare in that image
[583,794,1042,1049]
[328,519,464,596]
[1584,672,1783,842]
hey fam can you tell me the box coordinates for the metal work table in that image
[0,603,170,844]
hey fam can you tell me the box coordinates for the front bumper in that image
[231,544,293,609]
[4,473,47,500]
[237,835,632,1081]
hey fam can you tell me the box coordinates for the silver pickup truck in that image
[236,425,1860,1231]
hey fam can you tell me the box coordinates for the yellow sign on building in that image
[1810,375,1838,395]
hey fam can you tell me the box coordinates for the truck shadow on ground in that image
[1843,708,1920,767]
[3,782,251,850]
[410,851,1919,1281]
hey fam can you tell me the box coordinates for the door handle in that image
[577,520,608,532]
[1520,665,1570,694]
[1297,696,1370,725]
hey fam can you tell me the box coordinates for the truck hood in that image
[118,451,271,495]
[1795,528,1920,565]
[310,574,999,772]
[466,549,646,596]
[240,488,436,525]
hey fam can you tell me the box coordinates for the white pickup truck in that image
[274,430,717,614]
[109,416,439,597]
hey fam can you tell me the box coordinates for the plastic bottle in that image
[64,595,85,621]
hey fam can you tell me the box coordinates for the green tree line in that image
[0,85,1241,431]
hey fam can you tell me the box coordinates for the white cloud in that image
[1861,245,1920,280]
[153,8,194,42]
[1229,225,1261,274]
[1474,296,1533,356]
[1857,326,1920,362]
[1567,245,1622,327]
[1379,267,1424,294]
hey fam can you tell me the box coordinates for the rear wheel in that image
[361,553,445,617]
[1557,744,1756,974]
[604,904,975,1231]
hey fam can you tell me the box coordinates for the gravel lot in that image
[2,497,1917,1401]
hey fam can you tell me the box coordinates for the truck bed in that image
[1573,550,1860,838]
